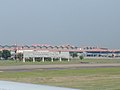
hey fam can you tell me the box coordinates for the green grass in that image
[0,59,120,66]
[0,60,79,66]
[1,59,120,90]
[81,59,120,64]
[1,67,120,90]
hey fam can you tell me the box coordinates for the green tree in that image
[2,50,11,60]
[0,51,2,59]
[70,52,78,58]
[79,55,84,60]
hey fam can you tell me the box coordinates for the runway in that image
[0,63,120,72]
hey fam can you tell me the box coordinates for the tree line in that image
[0,50,23,60]
[0,50,11,60]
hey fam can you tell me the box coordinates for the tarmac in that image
[0,63,120,72]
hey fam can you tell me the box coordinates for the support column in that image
[68,58,70,62]
[33,57,35,62]
[59,57,62,62]
[23,58,25,62]
[42,57,45,62]
[51,57,54,62]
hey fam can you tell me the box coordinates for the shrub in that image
[79,55,84,60]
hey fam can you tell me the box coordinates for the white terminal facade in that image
[23,50,70,62]
[16,44,79,62]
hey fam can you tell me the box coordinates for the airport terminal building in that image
[0,44,120,62]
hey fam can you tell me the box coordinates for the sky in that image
[0,0,120,49]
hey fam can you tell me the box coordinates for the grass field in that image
[0,59,120,66]
[0,59,120,90]
[0,67,120,90]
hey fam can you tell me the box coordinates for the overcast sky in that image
[0,0,120,48]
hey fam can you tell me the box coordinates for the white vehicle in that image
[0,80,79,90]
